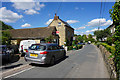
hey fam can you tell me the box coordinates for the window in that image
[30,44,46,51]
[58,22,61,26]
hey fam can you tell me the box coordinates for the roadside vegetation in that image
[1,21,14,45]
[94,1,120,79]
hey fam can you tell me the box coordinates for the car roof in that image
[0,45,7,47]
[32,43,58,46]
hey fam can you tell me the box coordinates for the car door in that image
[52,45,60,59]
[58,46,65,58]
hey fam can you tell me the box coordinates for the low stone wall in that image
[98,45,117,78]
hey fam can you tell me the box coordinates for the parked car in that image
[0,45,14,62]
[24,43,66,65]
[19,40,36,56]
[88,41,91,44]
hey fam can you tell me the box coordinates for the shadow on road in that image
[2,54,20,66]
[30,56,69,67]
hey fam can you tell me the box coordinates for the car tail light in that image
[21,45,23,50]
[26,50,28,52]
[40,51,48,54]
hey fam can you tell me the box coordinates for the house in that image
[10,27,59,45]
[107,24,115,36]
[48,14,74,45]
[9,14,74,46]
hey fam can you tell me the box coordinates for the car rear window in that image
[30,44,46,51]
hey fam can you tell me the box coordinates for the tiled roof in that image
[8,26,57,39]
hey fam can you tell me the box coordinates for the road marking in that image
[4,66,34,79]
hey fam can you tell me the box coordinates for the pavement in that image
[1,44,110,79]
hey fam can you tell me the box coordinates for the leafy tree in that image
[0,21,13,30]
[88,34,95,43]
[94,29,111,41]
[109,1,120,79]
[64,38,70,46]
[1,21,14,45]
[77,35,83,43]
[2,30,12,45]
[45,36,54,43]
[82,34,88,42]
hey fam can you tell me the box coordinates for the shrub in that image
[100,43,115,54]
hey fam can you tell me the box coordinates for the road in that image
[3,44,110,78]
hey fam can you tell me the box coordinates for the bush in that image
[77,45,83,49]
[107,37,113,46]
[98,42,115,54]
[67,46,73,50]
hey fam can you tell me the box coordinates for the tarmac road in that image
[3,44,110,79]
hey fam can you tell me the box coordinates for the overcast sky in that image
[0,1,115,35]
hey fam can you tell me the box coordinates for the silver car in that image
[24,43,66,65]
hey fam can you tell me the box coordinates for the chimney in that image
[54,13,59,20]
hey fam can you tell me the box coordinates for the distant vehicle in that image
[24,43,66,65]
[78,43,83,45]
[0,45,14,62]
[19,40,36,56]
[88,41,91,44]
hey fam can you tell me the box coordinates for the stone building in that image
[9,14,74,46]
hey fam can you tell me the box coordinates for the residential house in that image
[107,24,115,36]
[9,14,74,46]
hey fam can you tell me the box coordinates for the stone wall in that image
[98,45,117,78]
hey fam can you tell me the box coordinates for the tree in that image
[0,21,13,30]
[109,1,120,79]
[94,29,111,41]
[2,30,12,45]
[45,36,54,43]
[77,35,83,43]
[82,34,88,42]
[88,34,95,43]
[1,21,14,45]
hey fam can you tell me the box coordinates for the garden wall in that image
[98,45,117,78]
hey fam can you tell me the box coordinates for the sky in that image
[0,1,115,35]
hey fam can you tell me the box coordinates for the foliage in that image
[1,21,14,45]
[109,1,120,79]
[2,30,12,45]
[94,28,111,41]
[107,37,115,46]
[0,21,13,30]
[88,34,95,43]
[82,34,88,42]
[67,44,83,51]
[45,36,54,43]
[76,35,83,43]
[64,38,70,46]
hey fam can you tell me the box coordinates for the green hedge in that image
[67,45,83,51]
[96,42,115,55]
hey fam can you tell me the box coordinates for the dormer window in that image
[58,22,61,26]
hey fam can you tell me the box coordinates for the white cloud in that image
[11,1,45,15]
[21,23,31,27]
[87,18,113,27]
[0,7,23,23]
[75,7,79,10]
[66,20,79,24]
[75,26,85,30]
[101,20,113,26]
[86,28,103,33]
[24,9,39,15]
[45,19,53,25]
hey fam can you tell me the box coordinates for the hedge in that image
[96,42,115,55]
[67,45,83,51]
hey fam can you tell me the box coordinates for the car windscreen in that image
[30,44,46,51]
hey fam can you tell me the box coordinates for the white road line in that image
[4,66,35,79]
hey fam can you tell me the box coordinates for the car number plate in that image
[30,53,38,58]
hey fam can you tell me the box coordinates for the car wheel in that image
[50,57,55,65]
